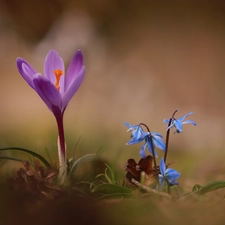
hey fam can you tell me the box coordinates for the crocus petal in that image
[44,50,65,93]
[179,112,194,122]
[182,120,197,126]
[62,67,85,111]
[65,50,84,91]
[16,58,37,89]
[33,74,62,113]
[159,158,166,176]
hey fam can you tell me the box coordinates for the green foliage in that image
[192,184,202,192]
[3,147,225,201]
[85,163,132,199]
[91,183,132,195]
[179,180,225,201]
[0,147,51,168]
[96,163,117,184]
[193,180,225,196]
[68,153,98,176]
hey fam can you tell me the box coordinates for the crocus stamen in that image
[53,69,63,91]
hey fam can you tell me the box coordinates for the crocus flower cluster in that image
[16,49,85,181]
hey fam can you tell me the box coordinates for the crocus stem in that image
[55,113,67,180]
[164,109,178,163]
[140,123,157,171]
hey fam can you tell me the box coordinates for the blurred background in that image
[1,0,225,184]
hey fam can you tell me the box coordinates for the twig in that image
[131,178,172,199]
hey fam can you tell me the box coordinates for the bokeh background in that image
[1,0,225,186]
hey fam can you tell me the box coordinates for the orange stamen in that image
[53,69,63,91]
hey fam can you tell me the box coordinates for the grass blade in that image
[0,147,51,168]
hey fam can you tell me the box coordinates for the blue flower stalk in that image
[163,109,178,163]
[16,49,85,181]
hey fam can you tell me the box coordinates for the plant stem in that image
[55,113,67,181]
[164,109,178,163]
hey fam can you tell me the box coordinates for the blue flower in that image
[124,122,166,158]
[158,158,180,189]
[124,122,149,145]
[164,112,196,133]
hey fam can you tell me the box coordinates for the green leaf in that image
[95,173,105,179]
[104,163,116,184]
[69,154,98,175]
[194,180,225,195]
[192,184,202,192]
[0,156,29,164]
[0,147,51,168]
[91,183,132,194]
[104,168,113,184]
[94,193,132,200]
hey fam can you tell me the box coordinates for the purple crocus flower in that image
[16,49,85,181]
[16,49,85,116]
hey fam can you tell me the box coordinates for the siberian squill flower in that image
[124,122,166,158]
[164,112,196,134]
[16,49,85,181]
[158,158,180,190]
